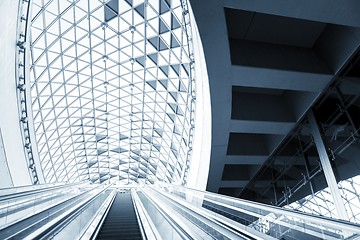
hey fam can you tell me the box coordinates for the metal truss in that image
[28,0,196,184]
[16,0,40,184]
[286,175,360,224]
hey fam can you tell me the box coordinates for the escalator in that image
[96,191,142,240]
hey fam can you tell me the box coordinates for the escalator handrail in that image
[148,186,270,240]
[131,189,147,240]
[162,183,360,234]
[0,182,85,202]
[131,188,161,240]
[88,189,117,240]
[140,189,194,240]
[0,184,101,238]
[28,185,112,240]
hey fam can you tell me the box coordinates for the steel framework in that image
[27,0,196,184]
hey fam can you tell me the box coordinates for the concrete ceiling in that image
[190,0,360,205]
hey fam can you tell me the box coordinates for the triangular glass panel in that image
[168,163,175,172]
[95,134,107,142]
[169,91,178,101]
[167,113,176,122]
[159,66,168,77]
[179,81,187,92]
[170,64,181,76]
[160,0,170,14]
[104,0,119,22]
[173,126,181,135]
[154,128,163,137]
[148,53,158,64]
[109,173,118,178]
[168,103,177,113]
[99,173,108,178]
[171,13,181,30]
[176,106,184,116]
[141,155,149,161]
[111,147,128,153]
[171,143,177,151]
[164,0,171,7]
[87,161,97,168]
[171,34,180,48]
[159,79,168,89]
[159,18,170,34]
[132,149,141,155]
[136,56,146,67]
[148,37,159,51]
[135,3,145,18]
[125,0,132,6]
[97,148,107,155]
[146,80,157,90]
[153,144,161,151]
[159,37,168,50]
[182,63,190,75]
[144,135,152,143]
[119,134,128,140]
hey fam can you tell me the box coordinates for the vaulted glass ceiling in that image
[29,0,195,184]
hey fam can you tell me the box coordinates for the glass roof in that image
[286,175,360,223]
[29,0,195,184]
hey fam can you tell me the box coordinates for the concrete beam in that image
[229,39,332,74]
[225,155,268,165]
[232,65,333,92]
[230,120,295,135]
[206,145,228,193]
[315,25,360,74]
[232,90,296,122]
[220,180,248,188]
[224,0,360,28]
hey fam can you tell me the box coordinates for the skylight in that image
[29,0,195,184]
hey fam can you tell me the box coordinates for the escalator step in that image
[96,192,142,239]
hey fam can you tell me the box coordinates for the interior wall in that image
[0,0,32,187]
[186,5,212,191]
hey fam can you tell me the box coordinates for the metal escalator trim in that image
[144,188,226,240]
[130,190,146,240]
[0,182,86,202]
[86,190,118,240]
[28,185,113,240]
[171,189,349,239]
[146,187,250,240]
[0,185,103,239]
[146,187,240,240]
[0,182,64,197]
[0,190,69,219]
[0,185,84,220]
[0,187,89,233]
[150,186,272,240]
[139,189,194,240]
[199,199,343,240]
[166,184,360,235]
[131,189,161,240]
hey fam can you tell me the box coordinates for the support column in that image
[303,154,315,197]
[308,110,349,221]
